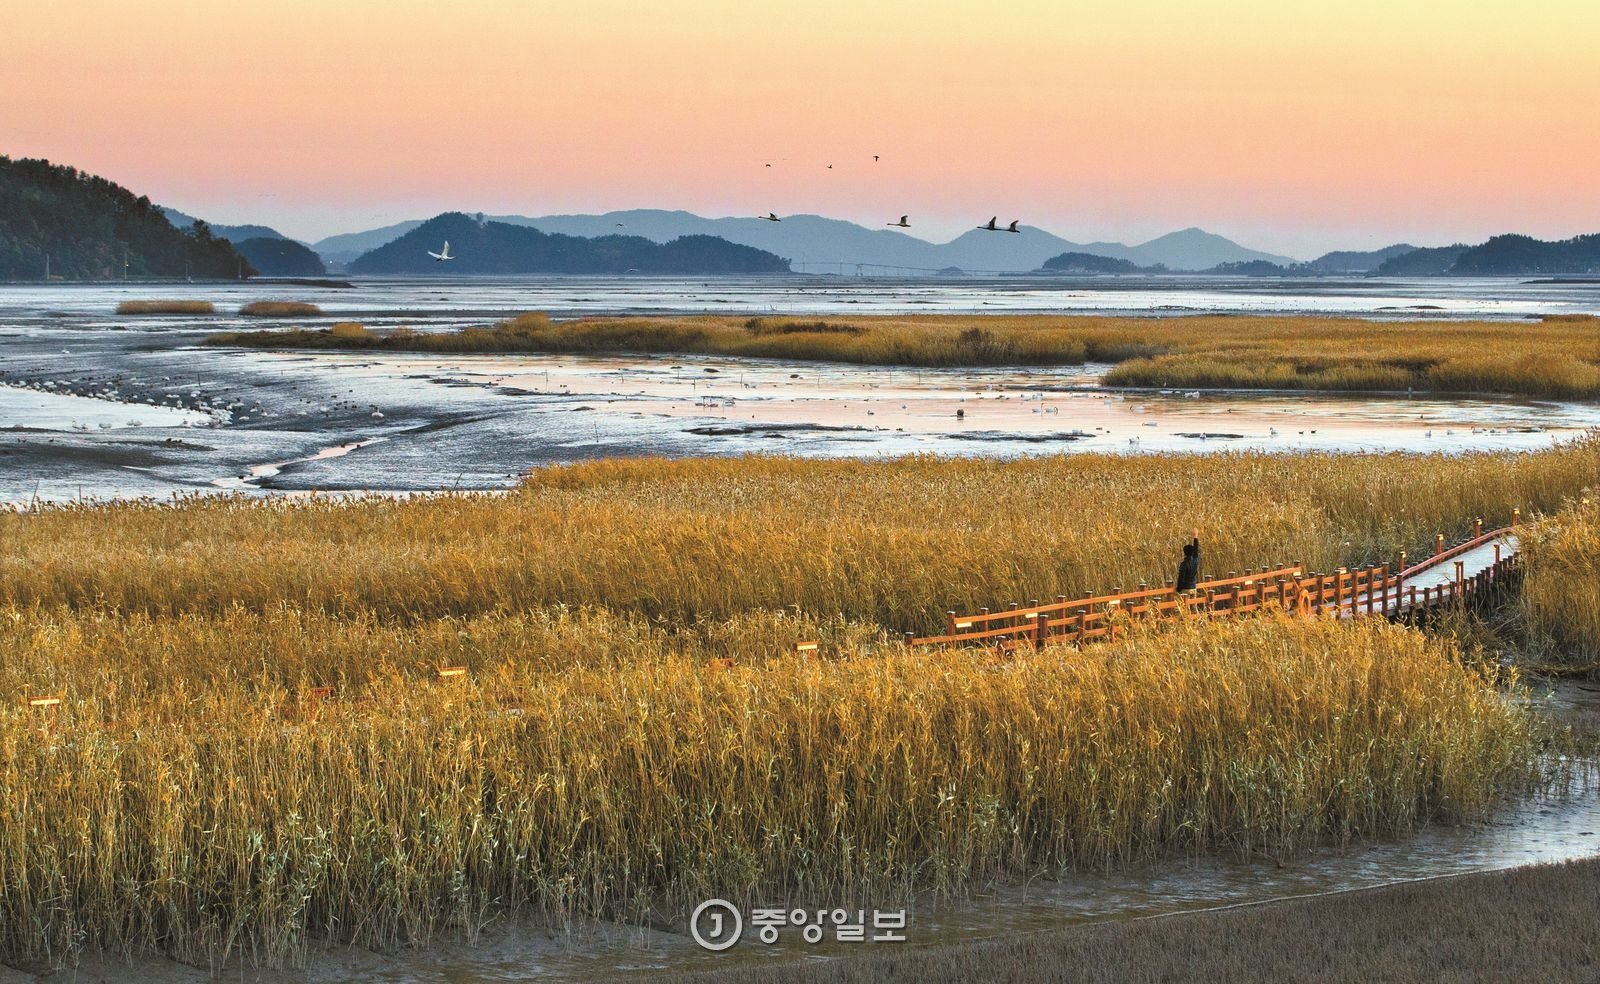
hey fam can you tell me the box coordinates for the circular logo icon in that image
[689,898,743,951]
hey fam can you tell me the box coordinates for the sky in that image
[5,0,1599,258]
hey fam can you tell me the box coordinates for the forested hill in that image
[1449,234,1600,276]
[349,212,792,274]
[0,157,253,280]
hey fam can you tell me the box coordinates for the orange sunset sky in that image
[5,0,1598,256]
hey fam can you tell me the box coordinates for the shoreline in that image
[667,856,1600,984]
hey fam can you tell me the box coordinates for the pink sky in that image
[5,1,1598,257]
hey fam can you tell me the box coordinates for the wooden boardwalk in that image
[908,512,1524,651]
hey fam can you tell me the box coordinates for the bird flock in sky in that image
[755,154,1022,233]
[425,155,1024,260]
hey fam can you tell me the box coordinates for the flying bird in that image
[427,241,453,261]
[873,155,880,162]
[978,217,999,231]
[1007,220,1021,233]
[888,215,911,228]
[760,213,782,222]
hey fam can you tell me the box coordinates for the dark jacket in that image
[1176,537,1200,592]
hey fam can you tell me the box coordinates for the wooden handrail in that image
[914,516,1523,650]
[1400,525,1514,579]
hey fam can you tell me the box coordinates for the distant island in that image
[0,157,254,280]
[348,212,792,274]
[1040,252,1166,275]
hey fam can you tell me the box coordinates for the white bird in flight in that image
[428,241,454,262]
[888,215,911,228]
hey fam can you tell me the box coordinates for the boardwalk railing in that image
[907,511,1523,650]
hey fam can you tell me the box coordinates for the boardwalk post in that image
[1076,609,1088,644]
[1455,559,1465,591]
[946,611,957,636]
[1435,533,1445,557]
[1512,507,1521,528]
[1474,518,1483,538]
[28,696,62,734]
[1335,568,1347,613]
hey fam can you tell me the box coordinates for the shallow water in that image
[6,276,1600,504]
[3,329,1598,503]
[3,273,1600,323]
[0,382,214,430]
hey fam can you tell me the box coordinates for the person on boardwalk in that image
[1176,529,1201,593]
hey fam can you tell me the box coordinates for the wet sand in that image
[5,326,1598,504]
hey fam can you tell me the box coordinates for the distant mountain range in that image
[30,175,1588,281]
[160,208,300,248]
[1305,244,1418,274]
[1191,234,1600,279]
[1375,245,1468,277]
[1,157,252,280]
[316,220,424,265]
[235,238,327,276]
[349,212,790,275]
[317,210,1298,273]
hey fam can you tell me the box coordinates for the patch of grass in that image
[2,443,1593,627]
[328,321,374,342]
[0,609,1536,967]
[1520,495,1600,665]
[3,447,1581,970]
[238,300,322,317]
[202,312,1600,398]
[114,299,215,315]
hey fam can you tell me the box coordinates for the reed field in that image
[4,447,1593,968]
[0,610,1538,967]
[238,300,321,316]
[205,312,1600,398]
[114,299,215,314]
[3,443,1596,628]
[1519,495,1600,664]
